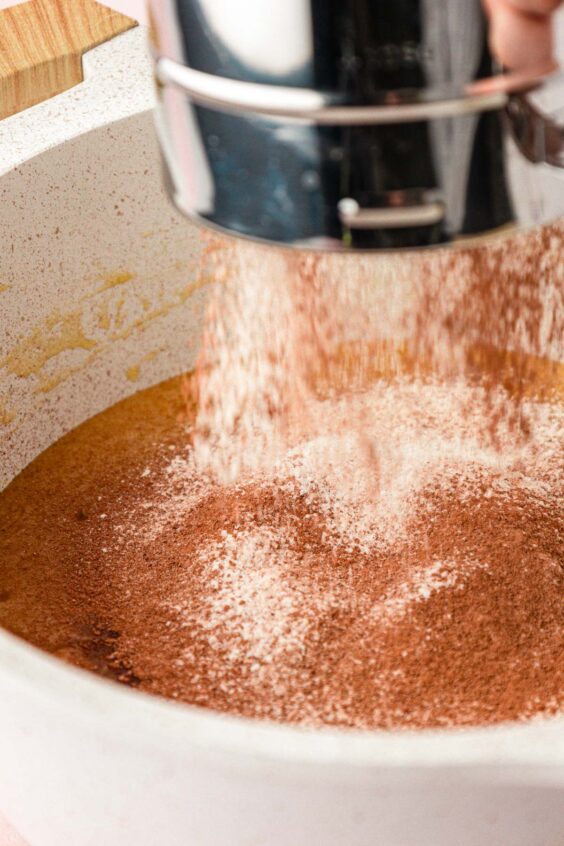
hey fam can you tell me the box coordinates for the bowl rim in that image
[1,623,563,774]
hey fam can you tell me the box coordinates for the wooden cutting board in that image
[0,0,136,120]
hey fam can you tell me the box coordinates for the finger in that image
[486,0,556,69]
[503,0,561,15]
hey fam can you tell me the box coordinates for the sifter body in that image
[149,0,564,251]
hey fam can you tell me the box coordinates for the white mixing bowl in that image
[0,24,563,846]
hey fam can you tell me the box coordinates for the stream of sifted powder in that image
[190,224,563,482]
[114,221,562,728]
[0,224,562,729]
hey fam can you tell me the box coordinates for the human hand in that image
[484,0,561,70]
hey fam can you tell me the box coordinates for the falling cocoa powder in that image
[190,223,563,482]
[1,222,562,730]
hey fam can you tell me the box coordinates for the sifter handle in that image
[506,70,564,168]
[0,0,136,121]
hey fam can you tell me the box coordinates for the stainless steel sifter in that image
[148,0,564,250]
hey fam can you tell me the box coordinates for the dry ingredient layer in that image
[0,373,562,730]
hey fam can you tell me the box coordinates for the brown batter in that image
[0,370,562,730]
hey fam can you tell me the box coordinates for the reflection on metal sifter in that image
[149,0,564,250]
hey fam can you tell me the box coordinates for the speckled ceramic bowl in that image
[0,23,563,846]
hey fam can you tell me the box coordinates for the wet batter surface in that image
[0,372,562,730]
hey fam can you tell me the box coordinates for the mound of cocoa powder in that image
[0,376,561,730]
[92,475,562,729]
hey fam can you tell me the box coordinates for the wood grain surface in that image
[0,0,136,120]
